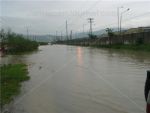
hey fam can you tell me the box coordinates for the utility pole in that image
[88,18,94,36]
[70,30,72,40]
[66,20,68,40]
[117,7,120,34]
[61,31,63,41]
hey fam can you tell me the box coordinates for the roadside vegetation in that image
[91,44,150,51]
[0,64,30,108]
[55,28,150,52]
[0,29,39,54]
[92,28,150,51]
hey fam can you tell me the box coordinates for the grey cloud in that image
[1,0,150,34]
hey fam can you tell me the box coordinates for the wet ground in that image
[1,45,150,113]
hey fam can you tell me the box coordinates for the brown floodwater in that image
[1,45,150,113]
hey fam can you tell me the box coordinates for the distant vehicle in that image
[147,92,150,113]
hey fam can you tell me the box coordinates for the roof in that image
[125,27,150,34]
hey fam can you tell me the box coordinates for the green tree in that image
[88,34,97,39]
[105,28,114,45]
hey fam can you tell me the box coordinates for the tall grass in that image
[0,64,30,108]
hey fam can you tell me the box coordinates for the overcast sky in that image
[1,0,150,35]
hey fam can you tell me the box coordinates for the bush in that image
[136,37,144,45]
[0,29,39,54]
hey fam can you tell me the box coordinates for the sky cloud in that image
[1,0,150,35]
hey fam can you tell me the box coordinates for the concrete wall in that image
[97,31,150,45]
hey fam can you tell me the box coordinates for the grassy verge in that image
[91,44,150,52]
[0,64,30,108]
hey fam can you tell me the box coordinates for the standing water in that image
[1,45,150,113]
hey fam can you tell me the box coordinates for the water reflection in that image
[1,45,150,113]
[76,47,83,66]
[0,55,26,65]
[106,49,150,68]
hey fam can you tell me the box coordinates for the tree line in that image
[0,29,39,54]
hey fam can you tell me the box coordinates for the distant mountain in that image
[24,35,57,42]
[23,28,125,42]
[73,28,119,39]
[72,29,106,39]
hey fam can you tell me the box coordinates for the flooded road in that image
[1,45,150,113]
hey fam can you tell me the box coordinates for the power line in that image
[67,0,102,31]
[61,31,63,41]
[70,30,73,40]
[2,1,102,36]
[57,0,102,32]
[93,12,150,31]
[124,12,150,23]
[74,11,150,36]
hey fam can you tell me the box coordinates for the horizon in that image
[16,25,150,36]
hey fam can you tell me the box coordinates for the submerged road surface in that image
[1,45,150,113]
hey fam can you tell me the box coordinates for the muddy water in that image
[1,45,150,113]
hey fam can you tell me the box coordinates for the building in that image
[125,27,150,34]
